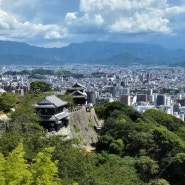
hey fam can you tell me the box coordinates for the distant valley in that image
[0,40,185,66]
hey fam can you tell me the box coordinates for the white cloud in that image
[77,0,173,34]
[0,9,22,30]
[79,13,104,25]
[65,12,77,25]
[0,1,68,43]
[44,29,67,39]
[109,10,170,33]
[65,13,77,21]
[64,12,104,33]
[80,0,168,12]
[0,0,184,47]
[94,14,104,25]
[165,6,185,15]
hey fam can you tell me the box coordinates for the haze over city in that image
[0,0,185,48]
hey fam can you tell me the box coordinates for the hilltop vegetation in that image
[0,93,185,184]
[95,101,185,185]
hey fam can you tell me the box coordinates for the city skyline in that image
[0,0,185,48]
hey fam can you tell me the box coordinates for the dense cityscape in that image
[1,64,185,121]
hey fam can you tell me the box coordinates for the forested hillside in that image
[95,101,185,185]
[1,40,185,65]
[0,93,185,184]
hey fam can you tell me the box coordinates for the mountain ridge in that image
[0,40,185,65]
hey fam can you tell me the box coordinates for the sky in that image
[0,0,185,48]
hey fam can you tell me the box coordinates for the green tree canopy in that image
[0,143,62,185]
[0,92,18,112]
[31,147,61,185]
[94,154,143,185]
[152,127,185,158]
[144,108,185,131]
[58,93,74,108]
[30,80,52,93]
[161,153,185,185]
[5,143,32,185]
[149,178,170,185]
[11,93,43,133]
[0,153,5,185]
[135,156,159,183]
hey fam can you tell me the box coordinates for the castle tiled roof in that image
[34,95,67,108]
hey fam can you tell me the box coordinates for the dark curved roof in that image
[34,95,67,108]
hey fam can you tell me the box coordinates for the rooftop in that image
[34,95,67,108]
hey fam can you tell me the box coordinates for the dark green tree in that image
[161,153,185,185]
[149,178,170,185]
[11,93,43,133]
[109,139,124,155]
[152,127,185,158]
[0,131,23,157]
[0,92,18,112]
[94,154,143,185]
[58,93,74,108]
[144,108,185,131]
[30,80,52,93]
[135,156,159,182]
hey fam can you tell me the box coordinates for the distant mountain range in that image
[0,40,185,66]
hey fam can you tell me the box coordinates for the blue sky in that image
[0,0,185,48]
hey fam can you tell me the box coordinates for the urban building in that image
[120,95,131,106]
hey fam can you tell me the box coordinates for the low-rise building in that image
[34,95,70,132]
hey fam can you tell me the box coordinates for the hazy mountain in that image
[0,40,185,65]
